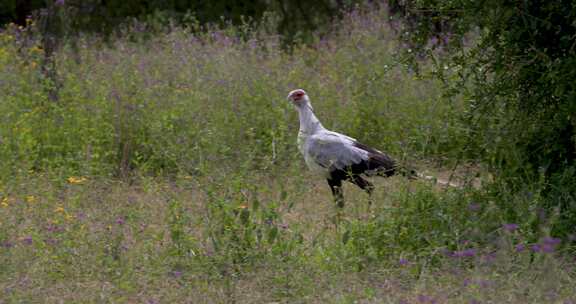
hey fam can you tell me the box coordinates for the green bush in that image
[388,0,576,240]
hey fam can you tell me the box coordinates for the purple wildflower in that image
[55,0,65,6]
[2,241,14,248]
[417,294,434,303]
[542,237,561,246]
[467,202,481,212]
[172,270,183,278]
[441,34,450,45]
[540,243,556,253]
[248,39,258,50]
[22,236,33,245]
[482,252,496,263]
[453,248,477,258]
[533,237,562,253]
[545,290,558,301]
[440,248,454,257]
[478,280,491,288]
[45,223,63,233]
[399,258,409,266]
[115,217,126,225]
[44,238,59,246]
[502,223,519,232]
[515,243,526,252]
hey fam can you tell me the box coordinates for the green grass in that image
[0,6,575,303]
[1,174,575,303]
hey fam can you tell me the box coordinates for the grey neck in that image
[297,102,325,134]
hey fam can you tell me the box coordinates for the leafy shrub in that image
[389,0,576,240]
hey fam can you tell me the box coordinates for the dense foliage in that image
[390,0,576,238]
[1,0,359,43]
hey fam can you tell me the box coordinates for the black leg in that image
[327,177,344,208]
[350,175,375,206]
[350,175,374,196]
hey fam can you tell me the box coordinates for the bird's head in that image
[287,89,310,107]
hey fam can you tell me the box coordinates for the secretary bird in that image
[287,89,417,208]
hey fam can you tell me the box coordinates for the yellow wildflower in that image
[65,214,74,221]
[238,204,248,209]
[26,195,36,203]
[1,197,9,208]
[30,46,42,54]
[54,205,65,213]
[67,176,87,184]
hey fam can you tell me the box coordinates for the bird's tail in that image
[397,166,460,188]
[366,148,460,188]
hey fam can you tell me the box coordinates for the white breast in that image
[298,131,330,176]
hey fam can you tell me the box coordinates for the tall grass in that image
[0,5,574,303]
[0,7,463,178]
